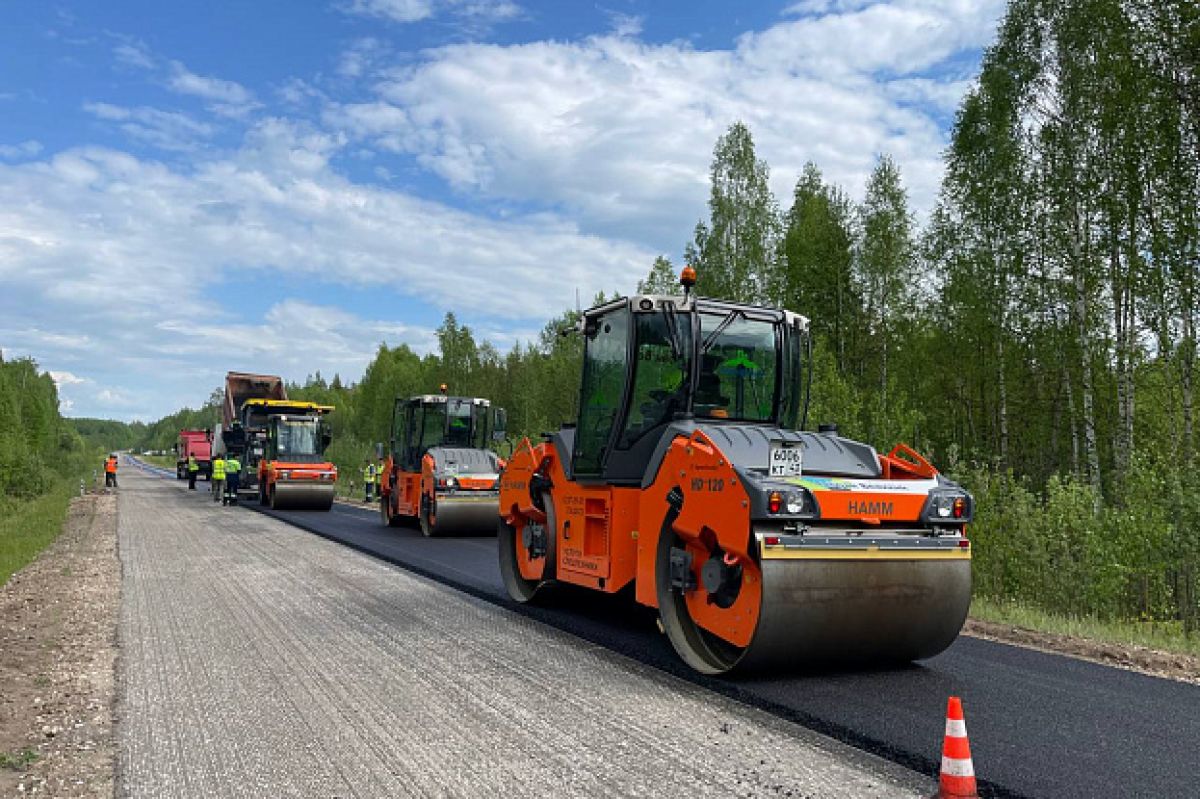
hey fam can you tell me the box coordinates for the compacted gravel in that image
[117,466,929,798]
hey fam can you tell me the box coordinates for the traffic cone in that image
[936,696,978,798]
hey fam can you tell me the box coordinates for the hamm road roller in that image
[253,400,338,510]
[379,387,507,536]
[498,268,973,674]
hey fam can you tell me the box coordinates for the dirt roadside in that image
[964,618,1200,685]
[0,491,118,797]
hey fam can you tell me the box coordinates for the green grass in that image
[0,481,75,588]
[0,748,39,771]
[971,596,1200,658]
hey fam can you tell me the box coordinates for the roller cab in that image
[379,389,506,536]
[253,401,337,511]
[499,272,974,674]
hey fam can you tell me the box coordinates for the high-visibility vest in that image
[212,458,226,480]
[105,458,117,474]
[364,463,377,483]
[225,457,241,474]
[188,455,199,472]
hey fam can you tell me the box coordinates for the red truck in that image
[175,429,212,480]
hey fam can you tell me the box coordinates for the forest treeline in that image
[82,1,1198,632]
[0,354,98,584]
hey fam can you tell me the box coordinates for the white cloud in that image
[338,37,380,78]
[342,0,434,23]
[0,140,43,160]
[329,0,1002,245]
[0,123,651,419]
[84,102,213,151]
[49,370,87,386]
[607,13,643,38]
[167,62,261,117]
[113,40,155,70]
[338,0,520,26]
[96,388,136,407]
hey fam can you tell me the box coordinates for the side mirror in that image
[322,432,332,448]
[374,442,385,460]
[492,408,507,441]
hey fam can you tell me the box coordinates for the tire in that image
[269,486,278,510]
[654,526,746,675]
[419,494,438,537]
[498,493,556,604]
[380,495,403,528]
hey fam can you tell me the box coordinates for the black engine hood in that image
[695,423,881,480]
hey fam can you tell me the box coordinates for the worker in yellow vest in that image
[187,454,199,490]
[363,459,378,503]
[224,454,241,506]
[211,455,226,503]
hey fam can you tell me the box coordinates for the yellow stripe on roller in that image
[760,547,971,561]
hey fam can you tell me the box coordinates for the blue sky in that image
[0,0,1004,421]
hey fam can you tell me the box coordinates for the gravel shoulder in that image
[119,467,930,798]
[0,491,119,797]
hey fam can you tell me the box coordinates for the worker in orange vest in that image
[104,454,118,489]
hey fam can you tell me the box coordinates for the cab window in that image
[446,399,472,447]
[618,311,691,449]
[574,309,630,475]
[419,404,447,453]
[697,313,778,422]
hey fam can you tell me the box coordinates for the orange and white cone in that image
[937,696,978,798]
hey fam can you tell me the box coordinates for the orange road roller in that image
[498,269,973,674]
[379,388,507,536]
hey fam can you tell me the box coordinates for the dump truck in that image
[215,371,287,499]
[215,372,338,509]
[175,429,212,480]
[379,386,506,536]
[498,268,973,675]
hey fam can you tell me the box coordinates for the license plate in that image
[768,442,803,478]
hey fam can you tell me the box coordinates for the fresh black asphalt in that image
[130,461,1200,799]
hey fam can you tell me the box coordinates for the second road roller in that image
[498,268,974,674]
[379,386,507,536]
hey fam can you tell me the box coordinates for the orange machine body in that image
[501,431,954,649]
[496,287,973,674]
[379,392,505,536]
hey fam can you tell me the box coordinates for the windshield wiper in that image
[661,301,684,359]
[701,310,740,353]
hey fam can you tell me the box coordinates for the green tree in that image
[637,255,678,294]
[689,122,780,303]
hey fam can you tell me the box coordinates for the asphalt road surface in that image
[251,498,1200,799]
[117,464,930,798]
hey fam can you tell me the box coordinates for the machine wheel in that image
[419,494,439,537]
[259,484,268,505]
[269,486,279,510]
[654,526,751,675]
[498,494,556,603]
[380,495,404,528]
[176,466,184,480]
